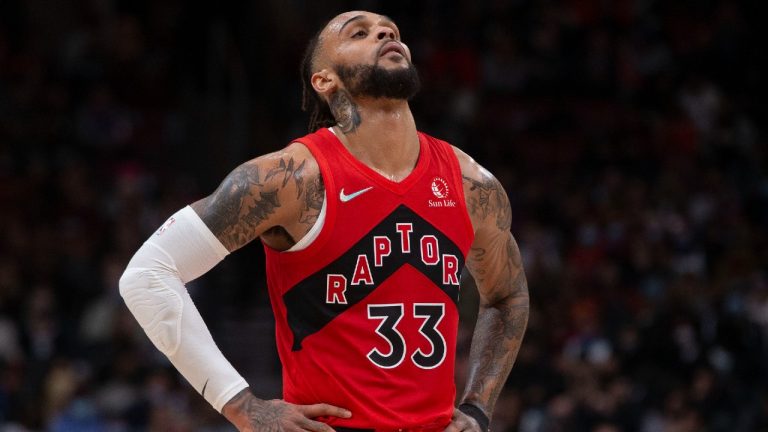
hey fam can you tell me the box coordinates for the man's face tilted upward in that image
[317,11,421,100]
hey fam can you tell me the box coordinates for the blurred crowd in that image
[0,0,766,431]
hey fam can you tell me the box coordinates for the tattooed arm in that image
[191,142,324,253]
[447,148,529,432]
[188,144,348,431]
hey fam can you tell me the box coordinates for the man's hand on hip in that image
[222,389,351,432]
[443,408,484,432]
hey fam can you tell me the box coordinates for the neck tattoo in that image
[330,90,362,134]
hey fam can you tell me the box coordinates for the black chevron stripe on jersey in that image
[283,204,464,351]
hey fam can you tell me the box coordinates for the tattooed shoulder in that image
[190,160,266,251]
[191,145,323,252]
[451,146,512,232]
[462,168,512,232]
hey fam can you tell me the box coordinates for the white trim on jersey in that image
[286,189,327,252]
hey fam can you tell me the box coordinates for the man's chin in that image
[335,62,421,100]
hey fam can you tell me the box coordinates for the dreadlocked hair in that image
[300,26,337,132]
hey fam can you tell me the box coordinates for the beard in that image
[334,61,421,100]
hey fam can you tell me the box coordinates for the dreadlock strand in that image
[299,23,338,132]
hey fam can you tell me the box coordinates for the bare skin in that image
[450,148,529,431]
[312,11,420,182]
[187,10,528,432]
[191,143,324,253]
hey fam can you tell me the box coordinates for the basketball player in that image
[119,11,528,432]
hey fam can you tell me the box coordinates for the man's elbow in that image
[118,264,184,356]
[118,266,142,300]
[500,291,529,311]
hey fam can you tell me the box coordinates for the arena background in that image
[0,0,766,431]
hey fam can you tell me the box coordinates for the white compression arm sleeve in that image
[119,206,249,412]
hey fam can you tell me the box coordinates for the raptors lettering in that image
[283,205,466,351]
[325,222,460,304]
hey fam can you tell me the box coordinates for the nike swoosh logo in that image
[339,186,373,202]
[202,379,209,398]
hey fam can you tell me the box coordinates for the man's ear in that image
[311,69,338,100]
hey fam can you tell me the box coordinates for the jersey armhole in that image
[287,189,326,251]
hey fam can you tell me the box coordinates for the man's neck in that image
[330,92,419,182]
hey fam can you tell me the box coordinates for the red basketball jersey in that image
[264,128,474,430]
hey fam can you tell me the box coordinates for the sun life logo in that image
[428,177,457,208]
[431,177,449,199]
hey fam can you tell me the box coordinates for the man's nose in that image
[376,27,396,40]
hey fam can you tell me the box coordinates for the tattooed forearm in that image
[463,234,529,415]
[222,389,285,432]
[464,291,529,413]
[462,174,511,231]
[330,90,362,133]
